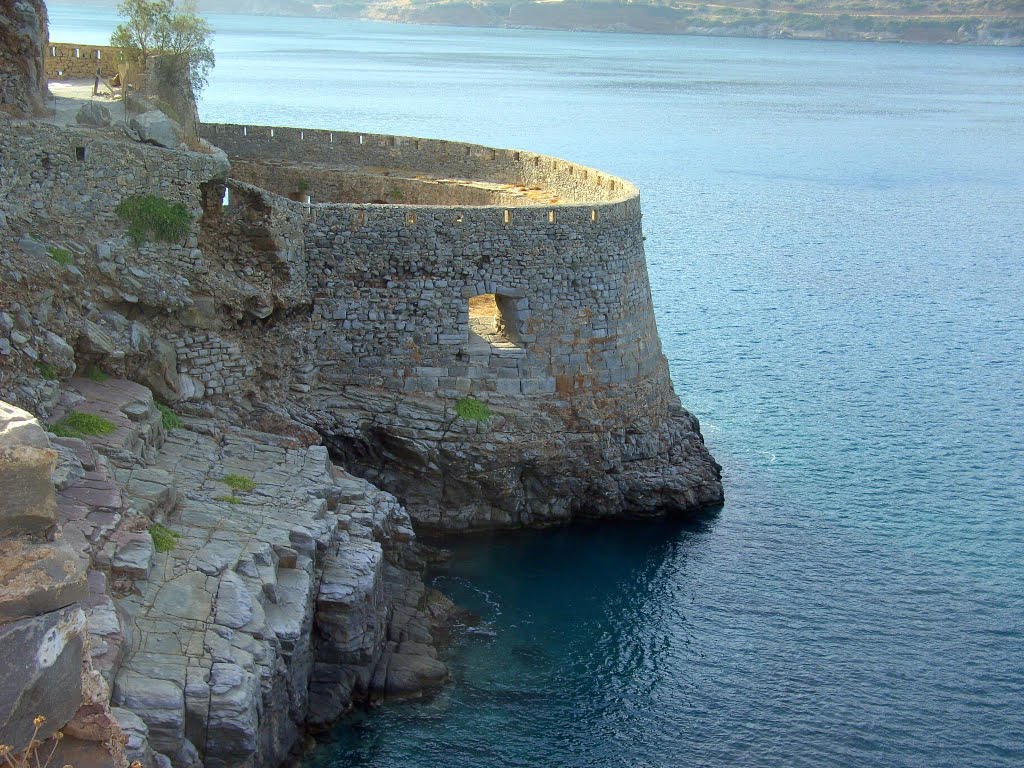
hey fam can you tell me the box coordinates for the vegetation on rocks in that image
[116,194,192,245]
[214,494,242,504]
[85,363,108,382]
[0,715,63,768]
[222,473,257,492]
[455,396,492,423]
[36,361,57,381]
[156,402,183,430]
[46,246,73,266]
[49,411,117,439]
[149,523,181,552]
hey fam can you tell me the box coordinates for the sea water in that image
[48,6,1024,766]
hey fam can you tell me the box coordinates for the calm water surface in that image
[51,6,1024,767]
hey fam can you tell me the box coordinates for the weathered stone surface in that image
[0,606,86,745]
[0,0,49,118]
[0,400,58,535]
[111,534,154,579]
[0,537,89,621]
[129,110,185,150]
[76,100,112,127]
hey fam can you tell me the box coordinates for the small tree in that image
[111,0,214,95]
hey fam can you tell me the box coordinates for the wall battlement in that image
[44,42,120,80]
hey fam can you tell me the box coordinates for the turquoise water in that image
[50,7,1024,767]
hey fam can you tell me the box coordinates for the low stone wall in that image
[200,123,635,206]
[45,42,120,80]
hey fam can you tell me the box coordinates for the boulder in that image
[75,101,113,128]
[0,401,58,536]
[128,110,185,150]
[0,606,87,745]
[0,538,89,622]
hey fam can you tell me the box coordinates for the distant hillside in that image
[71,0,1024,44]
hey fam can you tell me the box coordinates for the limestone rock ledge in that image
[303,386,723,531]
[0,385,448,768]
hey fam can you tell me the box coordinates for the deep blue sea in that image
[50,6,1024,767]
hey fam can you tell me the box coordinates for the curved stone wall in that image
[200,123,672,426]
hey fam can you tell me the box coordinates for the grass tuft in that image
[116,194,192,245]
[149,523,181,553]
[47,246,74,266]
[454,396,492,423]
[214,495,242,504]
[222,473,256,493]
[36,361,58,381]
[156,402,183,430]
[85,363,108,382]
[49,411,116,439]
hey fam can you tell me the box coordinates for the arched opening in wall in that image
[468,293,522,351]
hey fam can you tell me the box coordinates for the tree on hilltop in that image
[111,0,214,95]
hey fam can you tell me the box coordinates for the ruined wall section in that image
[44,42,119,80]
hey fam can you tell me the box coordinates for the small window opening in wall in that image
[514,152,520,161]
[468,293,522,350]
[242,126,247,137]
[222,187,230,207]
[414,140,421,150]
[548,210,556,224]
[465,146,471,157]
[534,157,540,167]
[567,167,574,175]
[455,212,463,224]
[491,150,497,160]
[95,50,102,60]
[74,48,80,58]
[503,210,511,225]
[50,46,56,56]
[356,210,366,226]
[75,146,86,161]
[389,136,397,147]
[270,128,275,138]
[591,209,598,223]
[358,134,364,145]
[300,131,304,140]
[330,133,334,143]
[407,211,416,225]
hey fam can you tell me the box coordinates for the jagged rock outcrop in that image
[0,380,448,768]
[0,0,48,117]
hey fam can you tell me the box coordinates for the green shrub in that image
[116,194,192,245]
[47,246,73,266]
[85,363,108,382]
[149,523,181,553]
[454,396,492,423]
[222,473,256,493]
[157,402,183,430]
[49,411,116,439]
[214,495,242,504]
[36,361,58,381]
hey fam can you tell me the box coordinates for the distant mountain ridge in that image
[70,0,1024,44]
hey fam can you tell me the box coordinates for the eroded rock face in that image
[309,388,723,531]
[0,0,48,117]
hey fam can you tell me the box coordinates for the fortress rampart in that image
[199,123,674,423]
[44,42,120,80]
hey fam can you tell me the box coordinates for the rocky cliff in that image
[0,0,49,116]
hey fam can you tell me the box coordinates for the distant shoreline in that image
[52,0,1024,46]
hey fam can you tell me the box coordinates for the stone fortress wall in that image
[199,124,675,421]
[44,43,121,80]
